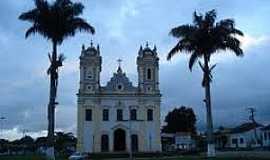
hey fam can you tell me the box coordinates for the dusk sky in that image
[0,0,270,140]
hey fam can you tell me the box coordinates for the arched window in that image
[130,109,137,120]
[101,134,109,152]
[147,68,152,80]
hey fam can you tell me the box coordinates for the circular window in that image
[116,83,124,91]
[87,85,92,90]
[118,85,122,90]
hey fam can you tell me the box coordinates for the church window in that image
[130,109,137,120]
[85,109,92,121]
[103,109,109,121]
[87,85,92,91]
[147,109,153,121]
[117,109,123,121]
[147,68,152,80]
[118,84,123,90]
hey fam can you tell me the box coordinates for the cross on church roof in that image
[117,58,122,68]
[116,58,123,74]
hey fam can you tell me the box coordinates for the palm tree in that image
[167,9,243,157]
[19,0,95,159]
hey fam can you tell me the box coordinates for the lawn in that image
[0,154,68,160]
[0,157,269,160]
[135,155,270,160]
[0,155,46,160]
[139,157,270,160]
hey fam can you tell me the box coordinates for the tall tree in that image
[162,106,196,134]
[167,9,243,157]
[19,0,95,159]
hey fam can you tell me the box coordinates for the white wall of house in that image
[175,134,195,150]
[227,129,262,148]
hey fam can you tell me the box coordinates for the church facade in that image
[77,42,161,153]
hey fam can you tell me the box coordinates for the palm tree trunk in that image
[203,55,215,157]
[47,41,57,160]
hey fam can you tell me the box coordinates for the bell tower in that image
[137,42,160,94]
[79,41,102,94]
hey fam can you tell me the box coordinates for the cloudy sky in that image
[0,0,269,140]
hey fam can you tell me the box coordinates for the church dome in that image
[81,41,100,57]
[138,42,157,57]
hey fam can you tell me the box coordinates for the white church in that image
[76,42,162,153]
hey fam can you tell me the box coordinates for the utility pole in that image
[247,107,256,123]
[0,116,6,138]
[247,107,261,145]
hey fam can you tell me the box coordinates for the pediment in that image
[103,67,137,92]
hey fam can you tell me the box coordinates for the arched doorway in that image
[131,134,138,152]
[101,134,109,152]
[114,129,126,151]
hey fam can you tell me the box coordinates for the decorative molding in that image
[111,124,129,131]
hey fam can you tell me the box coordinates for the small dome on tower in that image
[138,42,158,57]
[81,40,100,57]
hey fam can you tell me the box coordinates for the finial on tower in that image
[97,44,100,55]
[146,41,149,48]
[153,45,157,52]
[138,45,143,56]
[82,44,85,51]
[90,39,93,47]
